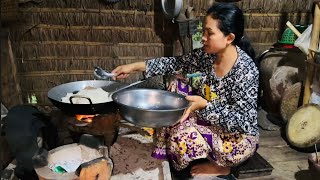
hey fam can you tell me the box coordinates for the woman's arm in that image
[112,62,146,79]
[145,48,205,78]
[112,48,206,79]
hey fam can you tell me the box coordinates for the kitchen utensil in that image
[112,89,189,128]
[93,65,145,96]
[48,80,126,115]
[161,0,183,20]
[94,66,115,80]
[108,80,144,97]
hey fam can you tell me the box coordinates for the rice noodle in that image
[61,87,112,104]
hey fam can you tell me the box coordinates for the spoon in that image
[94,66,146,96]
[94,66,115,79]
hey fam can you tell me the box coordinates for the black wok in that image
[48,80,126,115]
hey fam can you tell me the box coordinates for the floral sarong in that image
[151,79,259,171]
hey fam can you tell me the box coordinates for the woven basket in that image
[278,25,307,44]
[1,0,19,23]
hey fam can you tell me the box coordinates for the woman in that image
[112,3,259,177]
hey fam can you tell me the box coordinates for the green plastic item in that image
[278,25,307,44]
[53,166,67,174]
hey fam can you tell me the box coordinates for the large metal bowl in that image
[112,89,189,128]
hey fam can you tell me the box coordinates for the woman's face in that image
[202,16,231,54]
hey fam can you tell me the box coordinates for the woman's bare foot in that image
[190,162,230,176]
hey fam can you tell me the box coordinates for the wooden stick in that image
[19,41,165,46]
[16,56,154,61]
[7,34,23,104]
[286,21,302,37]
[20,70,93,77]
[197,12,309,17]
[303,2,320,104]
[25,24,154,31]
[21,7,156,15]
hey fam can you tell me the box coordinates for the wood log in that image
[280,82,302,122]
[79,157,112,180]
[269,66,299,118]
[286,104,320,148]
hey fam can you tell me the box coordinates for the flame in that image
[75,114,95,123]
[142,127,154,137]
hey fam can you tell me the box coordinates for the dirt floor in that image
[109,119,319,180]
[238,107,320,180]
[249,128,316,180]
[109,122,171,180]
[110,110,320,180]
[1,109,319,180]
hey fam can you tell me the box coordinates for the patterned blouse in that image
[145,46,259,136]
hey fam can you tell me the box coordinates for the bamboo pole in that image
[303,2,320,104]
[20,8,156,15]
[19,70,92,77]
[6,34,23,106]
[197,12,309,17]
[19,41,166,46]
[16,56,154,61]
[26,24,154,31]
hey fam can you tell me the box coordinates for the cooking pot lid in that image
[161,0,183,20]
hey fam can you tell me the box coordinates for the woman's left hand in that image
[179,95,207,122]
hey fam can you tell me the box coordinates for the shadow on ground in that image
[295,169,320,180]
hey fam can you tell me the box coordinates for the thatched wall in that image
[0,30,23,109]
[3,0,313,106]
[6,0,177,106]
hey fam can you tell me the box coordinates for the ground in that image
[252,128,314,180]
[1,110,319,180]
[109,119,318,180]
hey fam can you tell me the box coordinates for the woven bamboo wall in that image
[0,30,23,108]
[192,0,313,54]
[4,0,313,106]
[8,0,177,106]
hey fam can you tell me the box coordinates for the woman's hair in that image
[206,3,256,59]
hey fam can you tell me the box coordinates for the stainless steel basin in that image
[112,89,189,128]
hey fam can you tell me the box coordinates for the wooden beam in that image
[25,24,154,32]
[20,8,155,15]
[303,2,320,104]
[19,41,166,46]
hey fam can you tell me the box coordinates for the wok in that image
[48,80,126,115]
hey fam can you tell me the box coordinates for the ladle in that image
[108,80,145,97]
[94,66,115,79]
[93,66,145,96]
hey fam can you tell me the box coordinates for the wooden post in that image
[303,2,320,104]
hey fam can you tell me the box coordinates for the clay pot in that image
[308,153,320,179]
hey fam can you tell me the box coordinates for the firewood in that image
[78,157,112,180]
[280,82,302,122]
[286,104,320,148]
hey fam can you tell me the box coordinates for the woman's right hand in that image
[111,64,133,79]
[111,62,146,80]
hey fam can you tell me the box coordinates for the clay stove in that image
[63,112,121,148]
[33,110,122,179]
